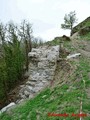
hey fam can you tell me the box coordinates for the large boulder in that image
[62,35,71,41]
[0,102,16,114]
[72,17,90,35]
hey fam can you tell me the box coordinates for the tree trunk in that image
[70,24,73,36]
[25,40,29,71]
[28,34,32,52]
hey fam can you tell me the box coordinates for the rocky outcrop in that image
[54,35,70,41]
[62,35,71,41]
[16,45,60,103]
[72,17,90,35]
[79,26,90,35]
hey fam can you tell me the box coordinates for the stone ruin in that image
[16,45,60,103]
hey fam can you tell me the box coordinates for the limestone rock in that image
[26,81,36,87]
[66,53,81,59]
[24,91,30,97]
[28,52,39,58]
[0,102,16,114]
[29,94,34,99]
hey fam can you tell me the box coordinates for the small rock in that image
[26,81,35,87]
[24,91,30,97]
[0,102,16,113]
[32,87,42,93]
[36,82,43,87]
[26,86,33,92]
[42,80,47,83]
[66,53,81,59]
[28,52,39,58]
[17,99,24,104]
[29,94,34,99]
[20,85,25,88]
[20,95,26,99]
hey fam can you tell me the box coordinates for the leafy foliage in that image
[0,20,32,106]
[61,11,77,35]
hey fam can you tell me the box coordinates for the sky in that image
[0,0,90,41]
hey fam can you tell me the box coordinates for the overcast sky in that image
[0,0,90,41]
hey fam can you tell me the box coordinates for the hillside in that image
[0,18,90,120]
[72,17,90,35]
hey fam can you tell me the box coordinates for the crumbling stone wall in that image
[17,45,60,103]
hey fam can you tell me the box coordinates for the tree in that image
[0,22,6,44]
[4,22,24,87]
[32,37,43,48]
[25,22,32,52]
[19,20,32,71]
[0,20,33,107]
[61,11,77,36]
